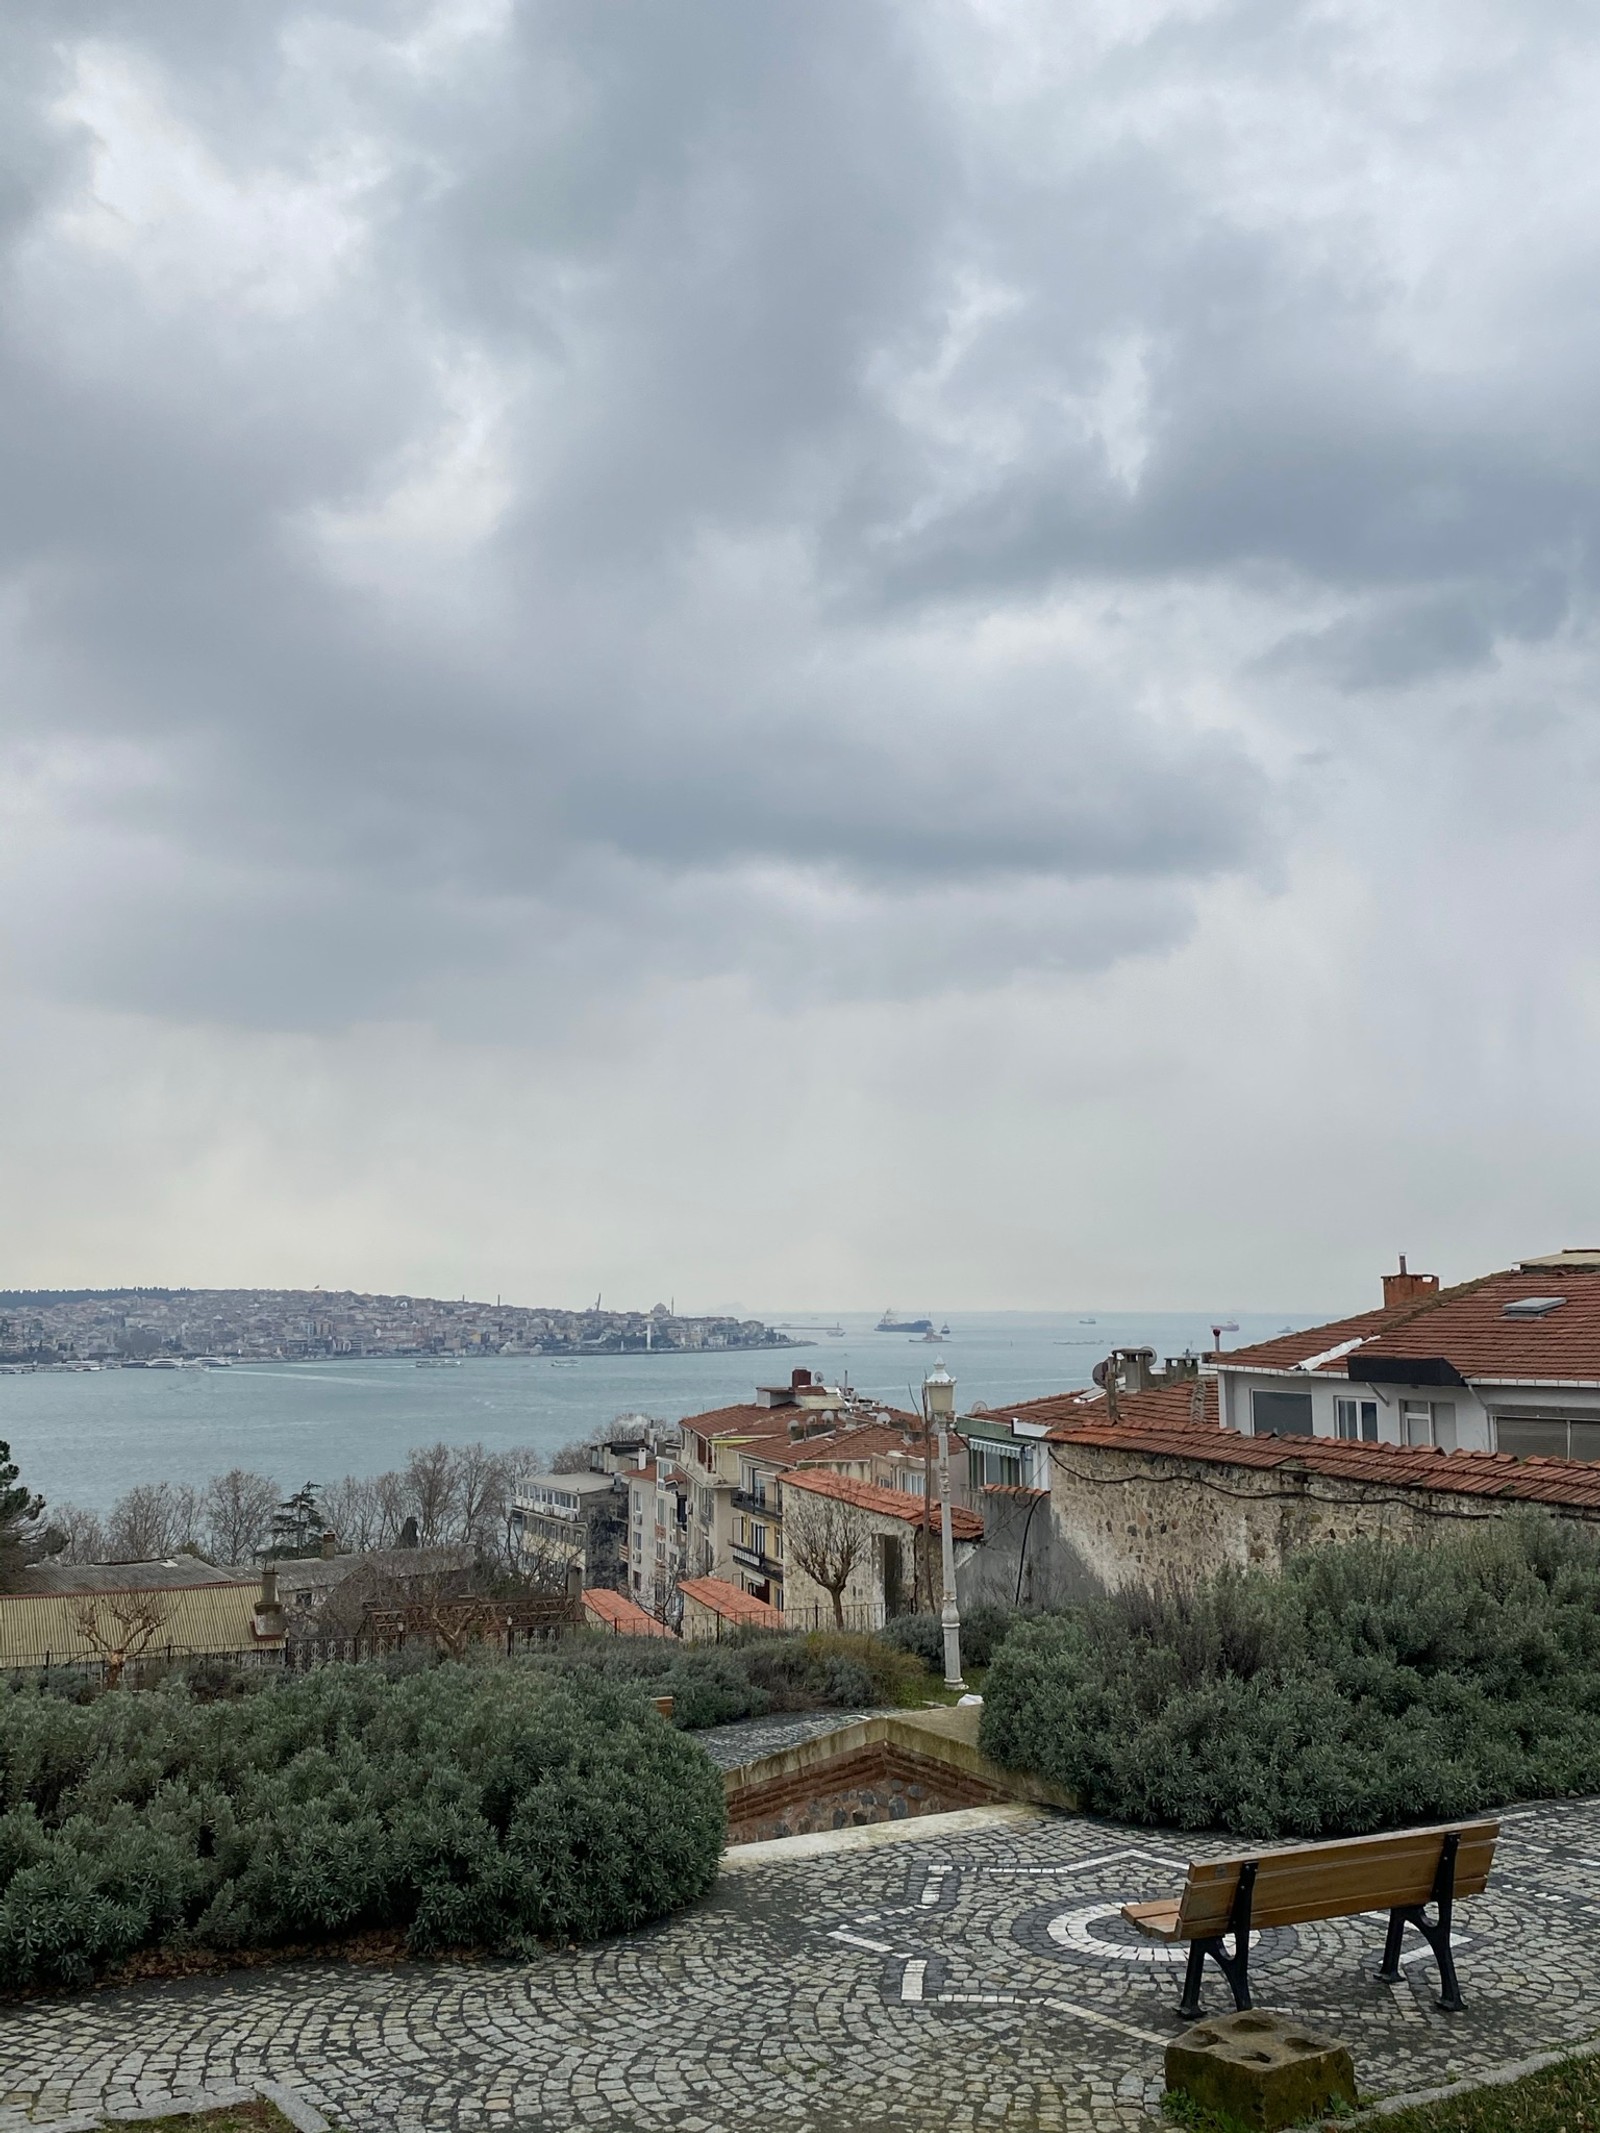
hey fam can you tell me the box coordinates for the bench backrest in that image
[1174,1819,1499,1937]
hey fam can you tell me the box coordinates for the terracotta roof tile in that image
[1041,1416,1600,1509]
[781,1467,984,1539]
[998,1379,1218,1433]
[579,1588,674,1637]
[1220,1269,1600,1384]
[676,1576,787,1631]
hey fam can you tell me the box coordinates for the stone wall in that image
[724,1741,1010,1845]
[720,1707,1075,1847]
[1048,1439,1600,1590]
[957,1485,1100,1610]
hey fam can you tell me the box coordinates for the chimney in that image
[791,1367,813,1390]
[320,1530,338,1560]
[636,1446,647,1471]
[254,1562,286,1643]
[1382,1254,1440,1313]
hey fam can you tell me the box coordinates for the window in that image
[1335,1398,1380,1443]
[1401,1399,1457,1450]
[740,1463,768,1506]
[750,1522,767,1560]
[1495,1415,1600,1461]
[1251,1389,1314,1436]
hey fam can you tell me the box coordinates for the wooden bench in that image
[1123,1818,1498,2020]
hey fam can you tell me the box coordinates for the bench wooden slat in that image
[1139,1820,1498,1939]
[1122,1900,1182,1939]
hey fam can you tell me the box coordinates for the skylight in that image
[1503,1296,1567,1319]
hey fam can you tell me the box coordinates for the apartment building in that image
[676,1369,936,1616]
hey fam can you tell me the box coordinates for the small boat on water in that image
[416,1358,464,1368]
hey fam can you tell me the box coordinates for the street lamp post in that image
[923,1360,965,1692]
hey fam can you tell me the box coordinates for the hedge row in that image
[522,1627,928,1725]
[981,1510,1600,1839]
[0,1664,724,1991]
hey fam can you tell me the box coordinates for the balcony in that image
[730,1488,773,1517]
[731,1543,783,1579]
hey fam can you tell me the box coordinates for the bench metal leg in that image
[1176,1862,1256,2021]
[1375,1832,1464,2013]
[1178,1942,1208,2023]
[1376,1909,1407,1984]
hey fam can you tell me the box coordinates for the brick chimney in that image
[320,1529,338,1560]
[1382,1254,1439,1313]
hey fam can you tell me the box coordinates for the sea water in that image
[1,1307,1318,1513]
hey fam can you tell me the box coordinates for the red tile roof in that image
[782,1467,984,1539]
[580,1588,674,1637]
[993,1378,1219,1434]
[676,1576,787,1630]
[1043,1416,1600,1509]
[1220,1268,1600,1384]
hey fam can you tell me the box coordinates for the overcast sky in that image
[1,0,1597,1316]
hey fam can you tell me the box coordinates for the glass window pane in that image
[1335,1399,1357,1440]
[1252,1389,1315,1436]
[1568,1423,1600,1463]
[1433,1401,1457,1452]
[1496,1417,1569,1459]
[1402,1401,1432,1447]
[1361,1403,1379,1442]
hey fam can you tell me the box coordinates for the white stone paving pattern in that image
[3,1797,1598,2132]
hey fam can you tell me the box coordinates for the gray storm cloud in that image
[1,0,1599,1315]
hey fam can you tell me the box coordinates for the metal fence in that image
[0,1621,580,1691]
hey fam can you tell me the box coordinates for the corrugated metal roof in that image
[22,1554,242,1596]
[0,1580,275,1665]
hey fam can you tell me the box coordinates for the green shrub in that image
[878,1603,1023,1672]
[0,1663,724,1992]
[980,1511,1600,1839]
[518,1626,926,1722]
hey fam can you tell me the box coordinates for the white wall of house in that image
[1221,1367,1600,1456]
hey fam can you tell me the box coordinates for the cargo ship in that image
[876,1309,935,1334]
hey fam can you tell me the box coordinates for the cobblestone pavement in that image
[693,1708,875,1769]
[2,1798,1597,2133]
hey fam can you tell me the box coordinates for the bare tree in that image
[201,1470,280,1563]
[321,1473,385,1552]
[784,1487,874,1629]
[46,1502,110,1565]
[104,1482,202,1562]
[450,1442,507,1556]
[372,1468,414,1545]
[73,1591,170,1687]
[404,1443,459,1545]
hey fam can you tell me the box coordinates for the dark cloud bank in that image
[0,0,1595,1071]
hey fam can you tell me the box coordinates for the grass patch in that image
[1159,2053,1600,2132]
[1376,2053,1600,2132]
[120,2106,297,2133]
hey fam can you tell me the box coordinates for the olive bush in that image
[0,1662,724,1992]
[980,1511,1600,1839]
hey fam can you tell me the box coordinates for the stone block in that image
[1165,2010,1355,2132]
